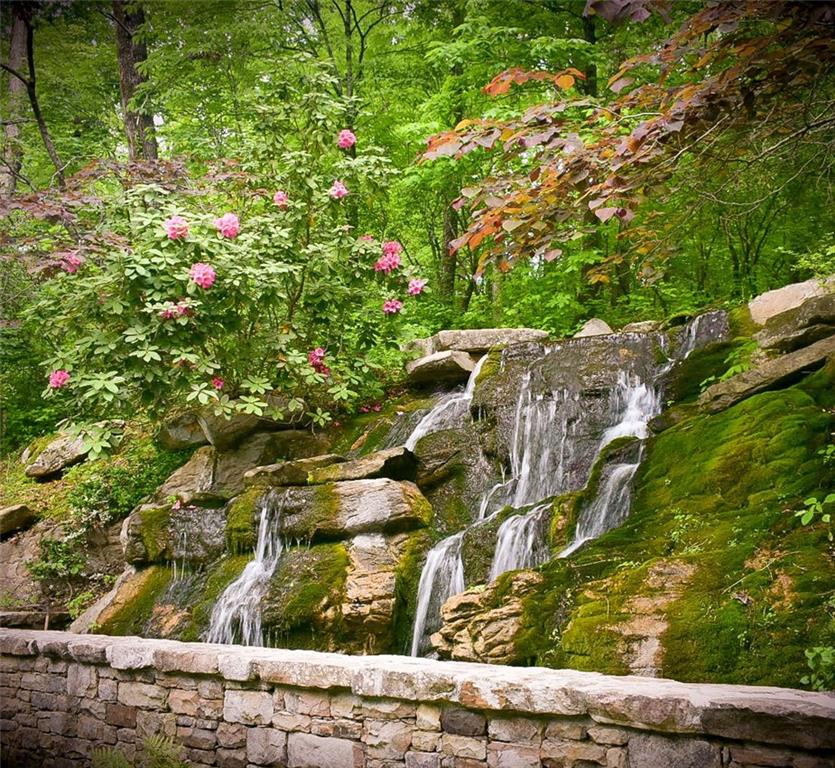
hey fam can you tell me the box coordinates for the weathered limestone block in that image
[406,752,441,768]
[308,446,418,484]
[487,741,541,768]
[574,318,613,337]
[441,733,487,760]
[244,454,346,487]
[621,320,661,333]
[488,718,542,744]
[364,718,414,760]
[699,335,835,413]
[432,572,543,664]
[287,732,364,768]
[433,328,549,354]
[406,350,479,385]
[627,733,720,768]
[0,505,36,537]
[754,294,835,352]
[277,479,432,540]
[748,276,834,325]
[441,709,486,737]
[247,726,287,765]
[117,681,166,709]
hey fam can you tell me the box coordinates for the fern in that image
[90,736,187,768]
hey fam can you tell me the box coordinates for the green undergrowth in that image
[512,369,834,687]
[0,422,190,523]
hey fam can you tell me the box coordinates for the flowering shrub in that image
[29,67,408,439]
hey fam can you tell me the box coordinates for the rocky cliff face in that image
[4,285,833,689]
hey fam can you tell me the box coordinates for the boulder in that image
[754,294,835,353]
[431,571,543,664]
[197,412,267,450]
[699,335,835,413]
[244,454,346,488]
[276,479,431,540]
[574,318,613,338]
[748,276,834,326]
[153,446,216,506]
[406,350,478,385]
[307,446,417,484]
[0,505,36,537]
[0,519,59,607]
[622,320,662,333]
[158,412,208,450]
[23,421,125,479]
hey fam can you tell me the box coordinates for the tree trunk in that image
[112,0,158,162]
[1,8,26,197]
[581,15,598,98]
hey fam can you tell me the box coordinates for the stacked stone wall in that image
[1,629,833,768]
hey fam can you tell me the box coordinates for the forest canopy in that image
[1,0,834,452]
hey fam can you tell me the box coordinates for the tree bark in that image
[581,15,597,97]
[112,0,158,162]
[1,8,26,197]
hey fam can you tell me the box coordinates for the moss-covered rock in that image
[225,487,262,554]
[261,542,349,650]
[96,566,173,636]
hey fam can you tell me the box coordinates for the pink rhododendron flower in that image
[160,307,177,320]
[48,370,70,389]
[214,213,240,238]
[374,253,401,274]
[337,129,357,149]
[382,240,403,258]
[176,300,193,316]
[273,190,289,208]
[172,500,182,511]
[372,403,382,412]
[61,252,84,274]
[189,262,216,289]
[359,234,375,242]
[212,377,225,390]
[163,215,189,240]
[383,298,403,315]
[359,405,369,413]
[329,180,349,199]
[408,278,427,296]
[308,347,330,376]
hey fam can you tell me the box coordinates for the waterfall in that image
[559,457,641,558]
[409,532,465,657]
[488,503,551,581]
[206,489,287,646]
[678,310,730,360]
[405,355,487,451]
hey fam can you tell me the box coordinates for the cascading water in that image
[206,489,287,646]
[409,532,465,657]
[678,310,730,360]
[488,503,551,581]
[405,356,487,451]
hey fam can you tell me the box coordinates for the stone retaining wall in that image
[1,629,834,768]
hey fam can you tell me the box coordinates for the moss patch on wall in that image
[136,506,171,562]
[225,487,262,554]
[97,566,173,636]
[391,530,433,654]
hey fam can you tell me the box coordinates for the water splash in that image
[409,532,465,657]
[206,489,287,646]
[488,503,551,581]
[405,355,487,451]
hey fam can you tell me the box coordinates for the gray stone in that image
[574,318,613,338]
[117,681,166,709]
[159,412,208,450]
[244,454,346,487]
[433,328,549,354]
[487,741,541,768]
[277,479,431,540]
[247,727,287,765]
[440,734,486,760]
[197,411,267,450]
[699,335,835,413]
[406,350,478,385]
[754,294,835,352]
[587,725,629,745]
[748,276,834,325]
[488,718,542,743]
[364,718,413,759]
[627,733,720,768]
[406,752,441,768]
[217,722,247,748]
[621,320,662,333]
[308,446,418,484]
[441,709,486,737]
[287,732,364,768]
[25,434,88,479]
[224,690,274,725]
[0,505,36,537]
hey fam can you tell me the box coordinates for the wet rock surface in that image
[754,294,835,352]
[405,350,479,384]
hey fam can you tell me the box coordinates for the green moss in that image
[460,514,504,586]
[728,305,759,338]
[391,530,433,654]
[261,542,349,649]
[510,380,834,687]
[475,348,502,387]
[137,506,171,562]
[98,566,173,636]
[178,554,251,641]
[664,340,745,404]
[225,487,262,554]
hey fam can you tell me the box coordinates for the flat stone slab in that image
[308,446,417,484]
[1,628,834,751]
[699,334,835,413]
[748,276,834,326]
[754,294,835,353]
[244,454,346,487]
[0,504,36,537]
[406,350,478,385]
[404,328,548,358]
